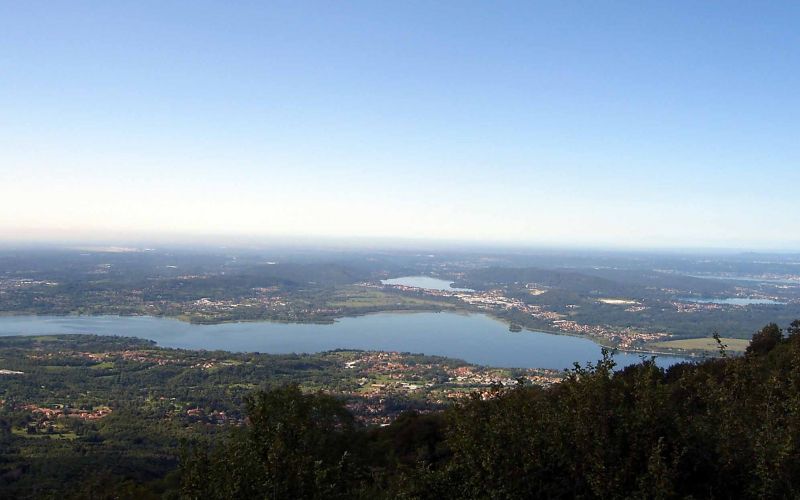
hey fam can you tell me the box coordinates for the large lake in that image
[0,312,689,370]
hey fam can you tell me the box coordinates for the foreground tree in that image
[181,385,359,499]
[746,322,783,356]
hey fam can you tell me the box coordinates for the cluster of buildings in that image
[671,301,723,313]
[189,293,289,313]
[37,349,184,367]
[335,351,563,424]
[185,407,234,424]
[0,277,59,290]
[182,288,343,322]
[444,364,559,389]
[22,404,112,421]
[549,320,667,348]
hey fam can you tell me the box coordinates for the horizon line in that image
[1,231,799,255]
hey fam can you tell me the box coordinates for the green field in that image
[12,427,78,440]
[649,337,750,353]
[89,361,115,370]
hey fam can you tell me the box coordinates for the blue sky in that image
[1,1,798,249]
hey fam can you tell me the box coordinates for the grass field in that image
[650,337,750,353]
[90,361,115,370]
[12,427,78,440]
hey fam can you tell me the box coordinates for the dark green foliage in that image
[410,330,800,499]
[181,385,360,499]
[787,319,800,338]
[746,323,783,355]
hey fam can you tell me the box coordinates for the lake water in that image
[381,276,474,292]
[682,297,786,306]
[0,312,688,370]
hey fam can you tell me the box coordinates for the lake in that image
[0,312,688,370]
[381,276,474,292]
[682,297,786,306]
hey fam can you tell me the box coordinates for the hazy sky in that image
[2,2,798,249]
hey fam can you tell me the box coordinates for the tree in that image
[181,385,360,499]
[746,323,783,356]
[787,319,800,338]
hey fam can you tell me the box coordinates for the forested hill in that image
[182,321,800,499]
[458,265,731,297]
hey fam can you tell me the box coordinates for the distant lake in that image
[682,297,786,306]
[381,276,473,292]
[0,313,688,370]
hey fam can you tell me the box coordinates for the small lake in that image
[381,276,473,292]
[0,312,687,370]
[682,297,786,306]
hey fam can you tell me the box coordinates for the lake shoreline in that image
[0,308,721,359]
[0,310,691,370]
